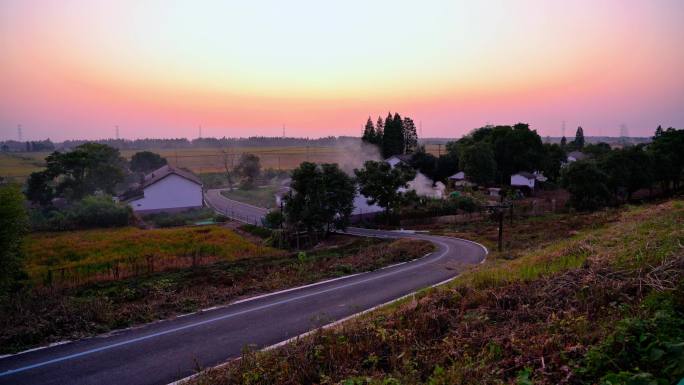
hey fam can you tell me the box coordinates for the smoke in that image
[330,139,382,175]
[407,172,445,199]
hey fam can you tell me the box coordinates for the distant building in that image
[510,172,537,189]
[448,171,476,189]
[120,165,203,213]
[567,151,588,163]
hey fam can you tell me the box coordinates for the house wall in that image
[511,175,535,188]
[129,174,203,212]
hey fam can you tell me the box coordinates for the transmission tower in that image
[115,125,120,140]
[17,124,22,141]
[619,124,629,145]
[561,120,566,138]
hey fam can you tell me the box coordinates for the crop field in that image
[0,144,446,180]
[24,225,282,288]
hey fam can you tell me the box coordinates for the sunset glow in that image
[1,0,683,140]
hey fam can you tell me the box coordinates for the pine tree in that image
[573,126,585,149]
[362,116,376,144]
[560,136,567,148]
[375,116,384,144]
[403,117,418,154]
[655,125,664,138]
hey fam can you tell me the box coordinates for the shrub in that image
[142,207,215,228]
[30,196,132,231]
[239,224,273,239]
[263,210,284,229]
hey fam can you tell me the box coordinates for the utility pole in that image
[437,143,442,157]
[282,124,285,138]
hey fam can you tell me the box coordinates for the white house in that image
[120,165,203,213]
[448,171,476,188]
[510,172,536,189]
[567,151,588,163]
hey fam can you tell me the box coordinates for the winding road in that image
[0,194,487,385]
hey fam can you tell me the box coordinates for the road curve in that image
[204,188,267,225]
[0,204,487,385]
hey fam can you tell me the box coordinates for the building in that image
[567,151,588,163]
[120,165,203,213]
[510,172,537,189]
[448,171,476,189]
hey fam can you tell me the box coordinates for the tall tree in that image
[560,136,567,148]
[403,117,418,154]
[130,151,167,173]
[649,127,684,194]
[573,126,585,149]
[381,112,405,158]
[600,146,653,201]
[355,160,415,218]
[361,117,376,144]
[459,142,496,186]
[26,143,126,203]
[561,161,612,211]
[375,116,384,144]
[234,153,261,189]
[0,184,28,294]
[540,143,566,182]
[284,162,355,237]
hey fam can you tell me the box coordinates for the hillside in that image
[190,200,684,385]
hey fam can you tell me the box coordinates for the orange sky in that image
[1,0,683,140]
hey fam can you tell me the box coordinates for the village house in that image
[566,151,588,163]
[448,171,476,189]
[119,165,204,213]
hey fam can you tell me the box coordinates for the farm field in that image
[0,144,447,180]
[1,234,433,353]
[190,200,684,385]
[23,225,281,288]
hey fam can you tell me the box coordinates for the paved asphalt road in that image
[0,195,487,385]
[204,188,267,225]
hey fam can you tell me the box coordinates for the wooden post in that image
[498,208,504,252]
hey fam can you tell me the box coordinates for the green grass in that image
[0,153,45,181]
[221,185,279,209]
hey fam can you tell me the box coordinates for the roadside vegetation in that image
[0,235,432,354]
[221,185,279,209]
[189,200,684,385]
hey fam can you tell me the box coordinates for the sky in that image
[1,0,683,141]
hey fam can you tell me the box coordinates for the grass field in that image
[190,200,684,385]
[24,226,281,287]
[0,144,447,181]
[221,185,279,209]
[1,235,433,353]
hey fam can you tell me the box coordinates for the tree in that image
[540,143,566,182]
[459,142,496,186]
[284,162,355,237]
[361,117,376,144]
[130,151,167,173]
[573,126,585,149]
[381,112,405,158]
[409,146,438,180]
[375,116,384,144]
[354,160,416,218]
[561,161,612,211]
[26,143,126,203]
[403,117,418,154]
[0,184,28,294]
[648,127,684,194]
[600,146,653,201]
[560,136,567,148]
[234,153,261,189]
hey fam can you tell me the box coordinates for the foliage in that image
[30,195,132,231]
[142,207,215,228]
[460,142,496,185]
[579,292,684,385]
[22,225,279,288]
[221,184,279,209]
[649,127,684,194]
[381,112,406,158]
[402,117,418,154]
[355,160,416,217]
[599,146,653,201]
[239,224,273,239]
[284,162,356,234]
[129,151,167,173]
[263,210,284,229]
[562,160,612,210]
[540,143,566,182]
[0,184,29,294]
[573,126,585,149]
[26,143,126,203]
[234,153,262,188]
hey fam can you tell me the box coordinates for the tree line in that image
[361,112,418,158]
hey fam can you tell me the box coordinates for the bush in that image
[30,196,132,231]
[263,210,284,229]
[239,224,273,238]
[142,207,215,228]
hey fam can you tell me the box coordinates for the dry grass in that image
[189,200,684,385]
[24,226,282,288]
